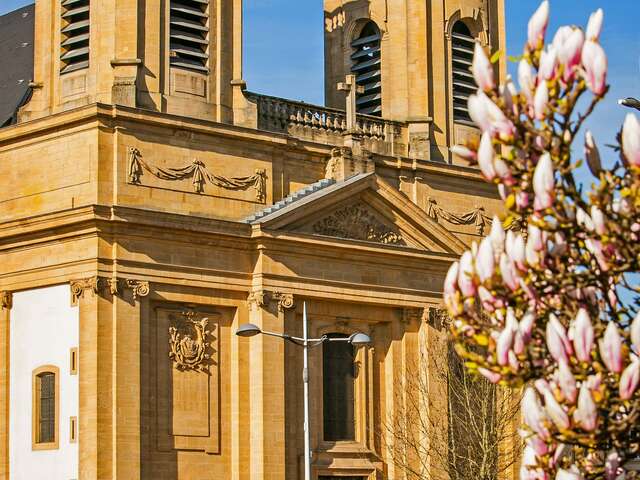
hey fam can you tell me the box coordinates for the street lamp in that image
[235,302,371,480]
[618,97,640,111]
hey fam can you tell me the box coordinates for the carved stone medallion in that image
[168,311,212,372]
[312,202,405,245]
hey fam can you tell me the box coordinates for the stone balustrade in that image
[244,92,407,156]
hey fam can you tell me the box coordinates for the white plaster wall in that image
[9,284,79,480]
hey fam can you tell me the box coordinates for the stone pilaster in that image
[246,290,295,480]
[0,292,11,480]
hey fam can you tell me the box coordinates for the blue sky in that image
[2,0,638,166]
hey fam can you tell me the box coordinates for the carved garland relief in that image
[127,147,266,202]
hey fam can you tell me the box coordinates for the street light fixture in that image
[618,97,640,111]
[235,302,371,480]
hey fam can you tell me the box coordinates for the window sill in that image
[32,441,59,451]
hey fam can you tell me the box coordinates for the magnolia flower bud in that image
[600,322,624,373]
[586,8,604,41]
[547,314,572,363]
[622,113,640,167]
[489,216,505,255]
[631,312,640,353]
[544,390,570,430]
[477,132,497,180]
[584,130,602,175]
[450,145,477,161]
[472,42,495,91]
[538,47,557,81]
[478,367,502,384]
[556,361,577,404]
[506,231,527,270]
[476,237,495,283]
[576,207,595,231]
[457,251,476,297]
[527,1,550,50]
[499,253,519,291]
[550,232,568,257]
[533,153,555,210]
[556,468,584,480]
[522,387,549,438]
[590,206,606,235]
[527,435,549,456]
[620,359,640,400]
[534,81,549,120]
[494,157,515,185]
[519,311,536,341]
[573,309,594,362]
[555,27,584,81]
[574,383,597,431]
[500,80,516,114]
[581,40,608,96]
[468,93,491,132]
[497,326,515,366]
[518,59,535,98]
[444,261,459,296]
[605,451,620,480]
[585,238,609,272]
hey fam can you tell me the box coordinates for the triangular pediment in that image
[250,173,466,255]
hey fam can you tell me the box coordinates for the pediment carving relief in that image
[308,202,406,246]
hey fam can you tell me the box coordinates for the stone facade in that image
[0,0,513,479]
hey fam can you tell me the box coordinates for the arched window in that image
[451,22,477,124]
[169,0,210,72]
[323,333,355,441]
[32,365,59,450]
[351,21,382,117]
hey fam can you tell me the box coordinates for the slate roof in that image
[0,4,35,127]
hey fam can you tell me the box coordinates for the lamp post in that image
[236,302,371,480]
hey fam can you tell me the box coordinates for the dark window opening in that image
[60,0,91,74]
[351,21,382,117]
[451,21,477,124]
[36,372,56,444]
[323,333,355,441]
[170,0,210,72]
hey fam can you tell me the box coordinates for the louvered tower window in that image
[351,21,382,117]
[170,0,209,72]
[451,22,477,124]
[60,0,90,74]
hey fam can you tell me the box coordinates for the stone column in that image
[246,291,294,480]
[0,292,12,480]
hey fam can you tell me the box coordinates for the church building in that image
[0,0,507,478]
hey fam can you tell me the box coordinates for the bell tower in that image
[19,0,243,124]
[324,0,506,162]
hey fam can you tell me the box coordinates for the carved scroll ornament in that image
[169,312,211,372]
[1,291,12,310]
[127,147,266,202]
[312,203,405,245]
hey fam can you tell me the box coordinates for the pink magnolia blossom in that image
[581,40,608,96]
[534,81,549,120]
[574,383,597,431]
[538,47,558,81]
[547,314,572,363]
[576,207,595,231]
[586,8,604,41]
[584,130,602,175]
[500,80,516,114]
[527,435,549,456]
[590,206,606,235]
[622,113,640,167]
[585,238,609,272]
[457,251,476,297]
[516,191,531,210]
[506,231,527,270]
[605,451,621,480]
[444,261,459,296]
[619,359,640,400]
[476,237,495,282]
[550,232,568,257]
[499,253,520,291]
[527,1,550,50]
[544,390,570,430]
[573,309,594,362]
[489,216,505,255]
[554,27,584,81]
[631,312,640,353]
[533,153,555,210]
[557,360,577,404]
[599,322,624,373]
[518,59,535,99]
[494,157,516,186]
[468,91,516,140]
[450,145,477,161]
[478,286,497,312]
[556,468,584,480]
[478,367,501,384]
[522,387,550,439]
[472,42,495,91]
[519,311,536,341]
[477,132,497,180]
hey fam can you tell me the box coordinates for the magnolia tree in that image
[444,2,640,480]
